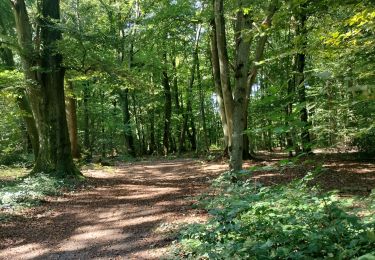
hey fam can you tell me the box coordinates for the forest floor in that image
[0,154,374,259]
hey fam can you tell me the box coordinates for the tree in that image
[212,0,279,171]
[10,0,79,176]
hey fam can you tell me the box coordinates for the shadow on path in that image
[0,159,227,259]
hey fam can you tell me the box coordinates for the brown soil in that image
[0,156,374,259]
[0,159,228,260]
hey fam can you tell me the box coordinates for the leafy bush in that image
[353,126,375,156]
[0,151,29,166]
[0,173,74,209]
[175,171,375,259]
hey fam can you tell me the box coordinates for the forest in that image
[0,0,374,259]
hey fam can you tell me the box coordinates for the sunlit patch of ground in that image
[0,155,373,259]
[0,159,227,259]
[0,166,27,181]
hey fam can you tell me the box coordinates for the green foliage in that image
[353,126,375,156]
[0,173,79,210]
[0,70,24,91]
[0,152,30,166]
[0,91,27,162]
[175,171,375,259]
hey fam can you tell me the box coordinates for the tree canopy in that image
[0,0,373,170]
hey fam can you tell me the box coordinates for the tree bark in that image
[197,48,209,152]
[295,6,312,153]
[230,0,253,171]
[210,17,229,156]
[11,0,79,176]
[162,53,172,155]
[16,94,40,159]
[171,57,184,154]
[214,0,234,151]
[66,81,80,158]
[286,77,294,157]
[83,82,91,155]
[120,88,136,156]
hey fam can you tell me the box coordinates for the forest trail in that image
[0,159,228,260]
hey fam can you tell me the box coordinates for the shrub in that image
[0,173,77,209]
[175,171,375,259]
[0,151,28,166]
[353,126,375,156]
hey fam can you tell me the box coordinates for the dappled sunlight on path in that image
[0,159,227,259]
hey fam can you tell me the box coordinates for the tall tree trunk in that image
[162,53,172,155]
[172,58,180,112]
[149,109,156,154]
[210,18,229,156]
[242,116,251,159]
[11,0,78,176]
[120,89,136,156]
[172,57,186,154]
[214,0,234,151]
[83,82,91,155]
[230,1,253,171]
[295,7,311,153]
[179,102,188,153]
[36,0,77,174]
[149,77,156,154]
[132,92,145,154]
[100,90,106,158]
[286,77,294,157]
[66,81,80,158]
[186,73,196,151]
[197,50,209,152]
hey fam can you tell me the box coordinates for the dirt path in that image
[0,159,227,260]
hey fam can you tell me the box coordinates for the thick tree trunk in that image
[66,81,80,158]
[242,116,252,159]
[230,1,253,171]
[34,0,77,175]
[12,0,78,176]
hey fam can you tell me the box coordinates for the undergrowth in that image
[0,173,80,211]
[173,167,375,259]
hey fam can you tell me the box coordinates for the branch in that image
[0,40,21,53]
[247,0,280,95]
